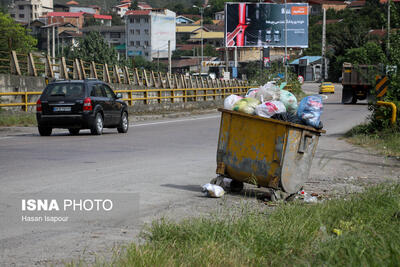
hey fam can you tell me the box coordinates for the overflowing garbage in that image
[224,82,325,130]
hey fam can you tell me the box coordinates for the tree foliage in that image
[63,32,118,65]
[0,12,37,52]
[129,0,139,10]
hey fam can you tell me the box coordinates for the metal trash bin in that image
[216,108,325,194]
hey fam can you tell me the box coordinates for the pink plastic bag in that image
[255,101,286,118]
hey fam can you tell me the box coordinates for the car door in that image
[90,83,113,126]
[102,84,122,125]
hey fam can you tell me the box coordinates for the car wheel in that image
[91,113,103,135]
[38,125,52,136]
[117,112,129,133]
[68,128,80,135]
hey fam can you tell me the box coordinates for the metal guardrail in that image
[0,86,251,112]
[376,101,397,126]
[0,91,42,112]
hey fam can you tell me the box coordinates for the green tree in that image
[64,32,118,65]
[111,12,124,26]
[83,17,101,27]
[129,0,138,11]
[203,44,218,57]
[0,12,37,52]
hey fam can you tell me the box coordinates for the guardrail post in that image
[128,90,133,106]
[10,51,21,76]
[124,66,131,84]
[113,65,121,84]
[103,63,110,83]
[73,59,81,80]
[27,53,37,77]
[173,74,180,89]
[134,68,142,86]
[143,69,149,87]
[21,92,27,112]
[45,55,54,78]
[144,89,148,105]
[151,71,157,88]
[60,57,68,79]
[159,72,166,89]
[166,73,172,89]
[79,59,86,79]
[90,61,98,79]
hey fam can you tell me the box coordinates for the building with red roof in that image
[47,12,85,29]
[112,1,153,17]
[83,13,112,26]
[66,1,79,5]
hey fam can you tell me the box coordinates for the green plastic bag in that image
[279,90,298,112]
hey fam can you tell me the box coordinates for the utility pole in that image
[321,8,326,81]
[388,0,391,53]
[125,15,128,60]
[200,6,204,74]
[193,4,210,74]
[157,49,160,72]
[47,27,50,56]
[284,0,288,83]
[168,40,171,76]
[225,48,229,73]
[52,25,55,62]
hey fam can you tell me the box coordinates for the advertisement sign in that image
[225,2,308,48]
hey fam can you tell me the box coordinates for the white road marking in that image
[0,137,12,140]
[130,115,220,127]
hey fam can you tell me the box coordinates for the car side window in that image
[90,84,106,97]
[102,84,116,99]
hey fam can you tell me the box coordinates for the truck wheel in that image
[341,86,354,104]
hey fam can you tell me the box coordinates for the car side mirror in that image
[116,93,122,99]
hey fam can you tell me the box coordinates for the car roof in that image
[49,79,102,84]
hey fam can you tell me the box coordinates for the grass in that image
[0,111,37,127]
[346,125,400,157]
[87,184,400,266]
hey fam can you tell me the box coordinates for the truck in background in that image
[341,62,381,104]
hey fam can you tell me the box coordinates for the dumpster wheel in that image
[230,180,244,193]
[210,176,244,193]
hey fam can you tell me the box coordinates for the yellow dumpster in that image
[216,108,325,194]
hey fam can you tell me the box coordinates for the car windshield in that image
[44,83,85,98]
[323,83,332,85]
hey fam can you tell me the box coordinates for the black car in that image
[36,79,129,136]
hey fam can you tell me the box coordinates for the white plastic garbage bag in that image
[202,183,225,198]
[255,101,286,118]
[245,88,259,98]
[255,82,281,102]
[224,94,243,110]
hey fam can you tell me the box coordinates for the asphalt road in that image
[1,83,399,266]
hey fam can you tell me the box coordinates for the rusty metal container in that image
[216,108,325,194]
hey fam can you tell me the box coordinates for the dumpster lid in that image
[218,108,326,134]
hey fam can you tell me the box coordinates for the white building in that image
[9,0,54,24]
[125,9,176,61]
[112,1,152,18]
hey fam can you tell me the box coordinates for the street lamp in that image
[193,4,210,74]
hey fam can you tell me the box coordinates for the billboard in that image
[225,2,308,48]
